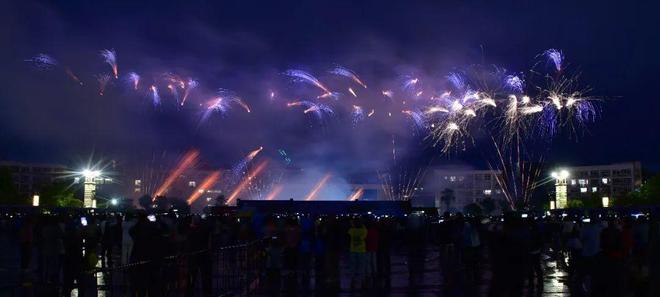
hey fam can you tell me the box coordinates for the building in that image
[559,161,642,200]
[424,168,506,212]
[0,161,69,199]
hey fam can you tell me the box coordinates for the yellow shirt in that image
[348,226,367,253]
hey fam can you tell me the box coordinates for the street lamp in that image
[81,168,102,208]
[551,169,569,209]
[110,198,118,206]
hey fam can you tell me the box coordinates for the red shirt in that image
[366,227,379,252]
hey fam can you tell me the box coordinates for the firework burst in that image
[25,54,58,69]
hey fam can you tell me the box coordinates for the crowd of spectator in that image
[1,209,659,296]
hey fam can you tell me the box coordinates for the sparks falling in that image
[226,160,269,205]
[96,74,112,96]
[330,66,367,88]
[150,85,160,106]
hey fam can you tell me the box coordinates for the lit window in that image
[571,179,576,185]
[188,181,197,188]
[578,179,587,186]
[450,176,456,182]
[74,177,80,184]
[134,179,142,186]
[580,187,587,193]
[483,189,492,196]
[602,178,608,184]
[592,187,597,192]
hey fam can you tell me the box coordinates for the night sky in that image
[1,0,659,176]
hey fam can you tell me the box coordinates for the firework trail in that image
[317,91,340,99]
[265,184,284,200]
[304,174,332,201]
[167,84,180,103]
[352,105,364,125]
[100,49,118,78]
[347,187,364,200]
[226,160,269,205]
[402,109,426,130]
[348,87,358,97]
[96,74,112,96]
[231,146,264,182]
[447,72,466,90]
[150,85,160,106]
[377,165,427,201]
[202,91,251,122]
[154,150,200,199]
[127,72,140,90]
[367,109,375,117]
[287,101,333,119]
[181,79,198,106]
[543,48,564,72]
[402,77,419,90]
[64,67,83,85]
[487,136,544,209]
[25,54,58,69]
[382,90,394,98]
[284,69,332,96]
[330,66,367,88]
[391,134,397,161]
[187,171,221,204]
[425,106,449,115]
[269,90,276,100]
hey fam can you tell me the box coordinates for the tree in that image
[612,174,660,207]
[39,181,79,207]
[440,188,455,212]
[464,202,483,216]
[137,194,153,209]
[480,197,496,215]
[636,174,660,204]
[567,199,584,208]
[0,168,26,205]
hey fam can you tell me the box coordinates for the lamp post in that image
[81,169,101,208]
[551,169,569,209]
